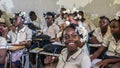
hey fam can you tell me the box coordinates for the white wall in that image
[12,0,59,22]
[11,0,120,26]
[12,0,120,18]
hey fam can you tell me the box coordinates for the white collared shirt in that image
[56,48,92,68]
[0,36,7,48]
[7,25,32,44]
[93,26,111,43]
[43,23,59,39]
[102,35,120,57]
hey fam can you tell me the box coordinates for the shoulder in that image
[61,48,67,53]
[24,25,32,30]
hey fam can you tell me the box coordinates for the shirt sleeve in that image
[54,25,60,34]
[81,54,92,68]
[102,36,111,47]
[0,37,7,47]
[26,28,32,41]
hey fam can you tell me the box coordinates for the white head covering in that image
[75,22,88,42]
[0,18,5,23]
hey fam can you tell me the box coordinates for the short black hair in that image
[60,24,81,43]
[60,8,66,13]
[46,12,55,18]
[100,16,110,23]
[29,11,36,16]
[111,18,120,25]
[14,12,25,21]
[78,11,84,16]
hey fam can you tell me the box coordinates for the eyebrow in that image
[64,32,78,35]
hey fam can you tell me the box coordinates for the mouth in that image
[68,42,76,46]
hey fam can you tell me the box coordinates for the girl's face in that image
[63,27,81,52]
[99,19,109,30]
[110,20,120,36]
[13,16,22,27]
[45,15,53,26]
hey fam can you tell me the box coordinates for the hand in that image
[19,41,27,45]
[90,53,98,61]
[96,59,109,68]
[89,36,100,44]
[90,55,95,61]
[44,56,57,65]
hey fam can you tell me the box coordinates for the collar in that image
[16,25,26,33]
[68,48,82,60]
[61,48,82,61]
[111,35,120,44]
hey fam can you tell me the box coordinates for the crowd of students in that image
[0,7,120,68]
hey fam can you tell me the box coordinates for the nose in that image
[67,35,73,42]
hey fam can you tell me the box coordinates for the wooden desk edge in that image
[39,51,60,57]
[8,46,25,51]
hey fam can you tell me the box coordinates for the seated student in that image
[29,11,42,30]
[78,11,96,33]
[56,24,91,68]
[91,18,120,68]
[54,7,66,26]
[68,11,89,55]
[89,16,111,54]
[0,19,7,68]
[5,12,32,68]
[43,12,59,42]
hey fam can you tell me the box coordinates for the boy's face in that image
[110,21,120,36]
[63,27,81,52]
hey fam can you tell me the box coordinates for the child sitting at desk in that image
[91,18,120,68]
[0,18,7,68]
[47,24,92,68]
[5,12,32,68]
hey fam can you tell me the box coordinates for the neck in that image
[66,49,78,61]
[113,33,120,42]
[17,24,24,31]
[47,22,53,27]
[101,28,107,36]
[68,49,78,56]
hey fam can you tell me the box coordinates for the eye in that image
[64,35,69,39]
